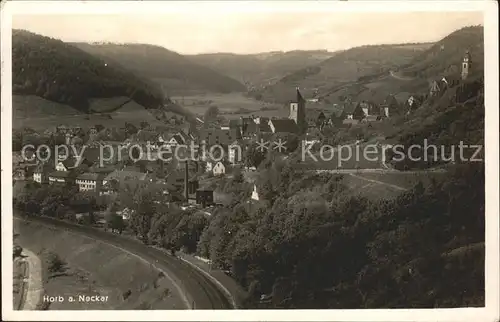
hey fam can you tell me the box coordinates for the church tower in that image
[289,88,306,134]
[461,51,471,80]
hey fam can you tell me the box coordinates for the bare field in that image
[342,173,406,200]
[354,171,448,190]
[172,93,284,118]
[13,219,185,310]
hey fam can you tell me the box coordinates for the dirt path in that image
[389,70,415,81]
[19,249,43,310]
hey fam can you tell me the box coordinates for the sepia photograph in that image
[1,1,498,321]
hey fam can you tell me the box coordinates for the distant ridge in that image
[73,43,247,95]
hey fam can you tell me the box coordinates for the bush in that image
[45,252,66,273]
[13,245,23,258]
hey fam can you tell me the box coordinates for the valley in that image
[10,19,487,312]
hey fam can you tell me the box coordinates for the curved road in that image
[15,216,233,310]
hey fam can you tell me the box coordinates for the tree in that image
[105,213,125,234]
[245,145,266,168]
[140,121,150,130]
[204,105,219,123]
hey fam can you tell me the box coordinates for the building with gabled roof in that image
[76,172,106,193]
[268,119,299,134]
[306,110,327,128]
[199,128,239,147]
[33,163,53,184]
[49,170,76,185]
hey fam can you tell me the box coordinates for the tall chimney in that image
[184,160,189,201]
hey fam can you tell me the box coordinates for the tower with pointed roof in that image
[289,88,307,134]
[461,51,471,80]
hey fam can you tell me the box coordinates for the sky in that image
[13,11,483,55]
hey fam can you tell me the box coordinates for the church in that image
[288,88,307,135]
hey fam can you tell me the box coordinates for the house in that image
[76,173,105,193]
[253,117,269,125]
[343,101,364,120]
[379,104,390,118]
[213,161,229,176]
[268,119,299,134]
[101,169,149,195]
[251,184,260,201]
[241,121,259,139]
[13,168,27,181]
[258,122,272,133]
[359,101,377,117]
[326,109,345,126]
[56,124,69,135]
[306,110,327,128]
[195,189,214,207]
[164,131,192,148]
[33,163,53,184]
[55,157,81,172]
[205,161,215,173]
[361,115,381,123]
[199,128,238,147]
[429,80,441,97]
[342,119,360,126]
[48,171,75,185]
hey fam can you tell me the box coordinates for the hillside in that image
[12,30,164,112]
[188,50,337,88]
[400,26,484,78]
[336,25,484,105]
[253,43,433,103]
[73,43,246,95]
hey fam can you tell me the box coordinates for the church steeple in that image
[289,87,306,134]
[461,50,471,80]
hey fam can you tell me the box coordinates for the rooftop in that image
[269,119,299,134]
[49,171,73,178]
[77,172,106,181]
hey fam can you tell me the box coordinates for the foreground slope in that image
[12,30,163,112]
[74,43,246,95]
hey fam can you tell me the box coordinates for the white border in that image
[1,1,498,321]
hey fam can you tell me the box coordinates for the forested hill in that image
[73,43,247,95]
[12,30,164,111]
[399,25,484,78]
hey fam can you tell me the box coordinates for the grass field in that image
[342,173,405,200]
[171,93,286,119]
[354,171,448,190]
[13,95,165,131]
[14,219,185,310]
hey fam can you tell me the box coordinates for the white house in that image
[55,157,79,172]
[76,173,105,193]
[251,184,260,201]
[206,161,215,173]
[48,171,73,185]
[33,163,52,184]
[213,161,227,176]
